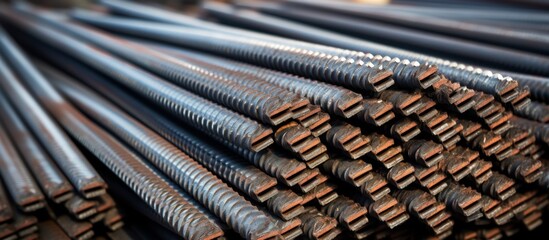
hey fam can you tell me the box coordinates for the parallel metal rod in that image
[42,62,281,239]
[0,93,74,204]
[1,8,274,153]
[0,27,106,198]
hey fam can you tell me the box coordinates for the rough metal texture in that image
[539,163,549,189]
[301,182,339,206]
[230,147,308,187]
[414,165,448,195]
[42,98,224,239]
[155,45,311,116]
[273,217,303,240]
[403,139,443,168]
[321,157,372,187]
[502,127,537,155]
[479,173,517,201]
[379,90,423,116]
[0,27,106,198]
[13,211,38,238]
[204,2,442,90]
[298,207,341,240]
[466,156,494,186]
[243,1,531,104]
[274,122,329,168]
[439,151,472,181]
[2,2,549,239]
[358,195,409,229]
[64,196,98,220]
[151,45,366,119]
[413,96,439,123]
[321,196,369,232]
[356,98,395,126]
[294,168,324,194]
[389,118,421,142]
[431,76,476,113]
[0,106,45,212]
[293,105,332,137]
[324,122,372,159]
[367,133,404,169]
[500,156,543,184]
[381,162,416,189]
[71,11,396,93]
[510,116,549,146]
[44,18,293,126]
[48,67,279,239]
[41,62,279,203]
[3,10,273,152]
[458,119,483,143]
[437,182,483,219]
[265,188,304,221]
[394,189,454,234]
[0,93,73,204]
[360,172,391,201]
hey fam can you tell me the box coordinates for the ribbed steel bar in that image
[70,12,396,93]
[232,4,549,76]
[355,98,395,126]
[42,63,281,204]
[232,148,309,187]
[324,122,372,159]
[29,35,310,194]
[437,182,483,220]
[1,9,274,153]
[321,196,369,232]
[379,162,416,189]
[402,139,444,168]
[12,210,38,239]
[231,3,540,106]
[225,4,525,104]
[479,173,517,201]
[98,157,228,233]
[414,165,448,195]
[356,194,410,229]
[0,26,106,198]
[0,68,45,213]
[33,12,292,126]
[393,189,454,235]
[510,117,549,146]
[298,207,341,240]
[64,196,97,220]
[321,157,373,187]
[0,93,74,204]
[147,43,366,119]
[18,79,223,239]
[103,0,434,91]
[46,64,281,239]
[109,0,545,110]
[285,0,549,57]
[208,2,537,104]
[515,101,549,123]
[139,42,310,119]
[500,156,543,184]
[272,217,303,240]
[274,122,329,168]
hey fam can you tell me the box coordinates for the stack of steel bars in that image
[0,0,547,239]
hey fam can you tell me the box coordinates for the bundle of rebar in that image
[0,0,547,239]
